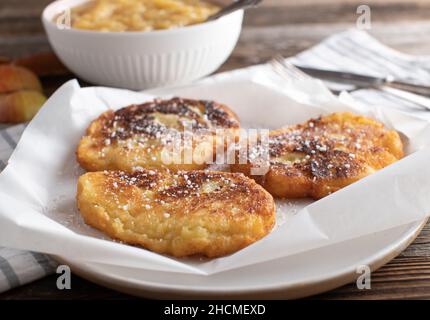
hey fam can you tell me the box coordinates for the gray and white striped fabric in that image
[290,29,430,121]
[0,125,57,294]
[1,29,430,293]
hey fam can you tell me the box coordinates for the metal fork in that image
[270,55,430,111]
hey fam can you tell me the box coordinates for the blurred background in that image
[2,0,430,96]
[1,0,430,60]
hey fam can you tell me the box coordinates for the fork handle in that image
[387,81,430,97]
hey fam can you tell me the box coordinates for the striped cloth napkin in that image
[290,29,430,120]
[0,125,57,294]
[1,29,430,294]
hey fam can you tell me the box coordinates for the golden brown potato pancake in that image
[231,112,404,199]
[77,169,275,258]
[77,98,240,172]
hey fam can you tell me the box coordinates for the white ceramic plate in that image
[52,76,427,299]
[57,220,425,299]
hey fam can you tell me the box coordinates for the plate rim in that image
[54,218,427,299]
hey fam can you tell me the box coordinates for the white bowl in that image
[42,0,243,90]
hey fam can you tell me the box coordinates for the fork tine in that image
[273,54,287,65]
[270,58,300,81]
[275,55,311,79]
[281,61,311,81]
[270,55,311,82]
[270,61,295,82]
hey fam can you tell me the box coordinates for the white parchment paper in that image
[1,64,430,276]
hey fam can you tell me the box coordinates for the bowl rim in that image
[42,0,244,37]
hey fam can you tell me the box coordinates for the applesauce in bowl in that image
[43,0,243,89]
[70,0,220,32]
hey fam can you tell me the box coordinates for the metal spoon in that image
[206,0,263,21]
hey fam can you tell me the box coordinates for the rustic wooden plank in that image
[2,0,430,58]
[2,0,430,35]
[220,21,430,72]
[243,2,430,26]
[0,18,45,35]
[0,36,51,57]
[0,274,134,300]
[4,15,430,59]
[2,247,430,300]
[4,20,430,66]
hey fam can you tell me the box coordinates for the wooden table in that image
[1,0,430,300]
